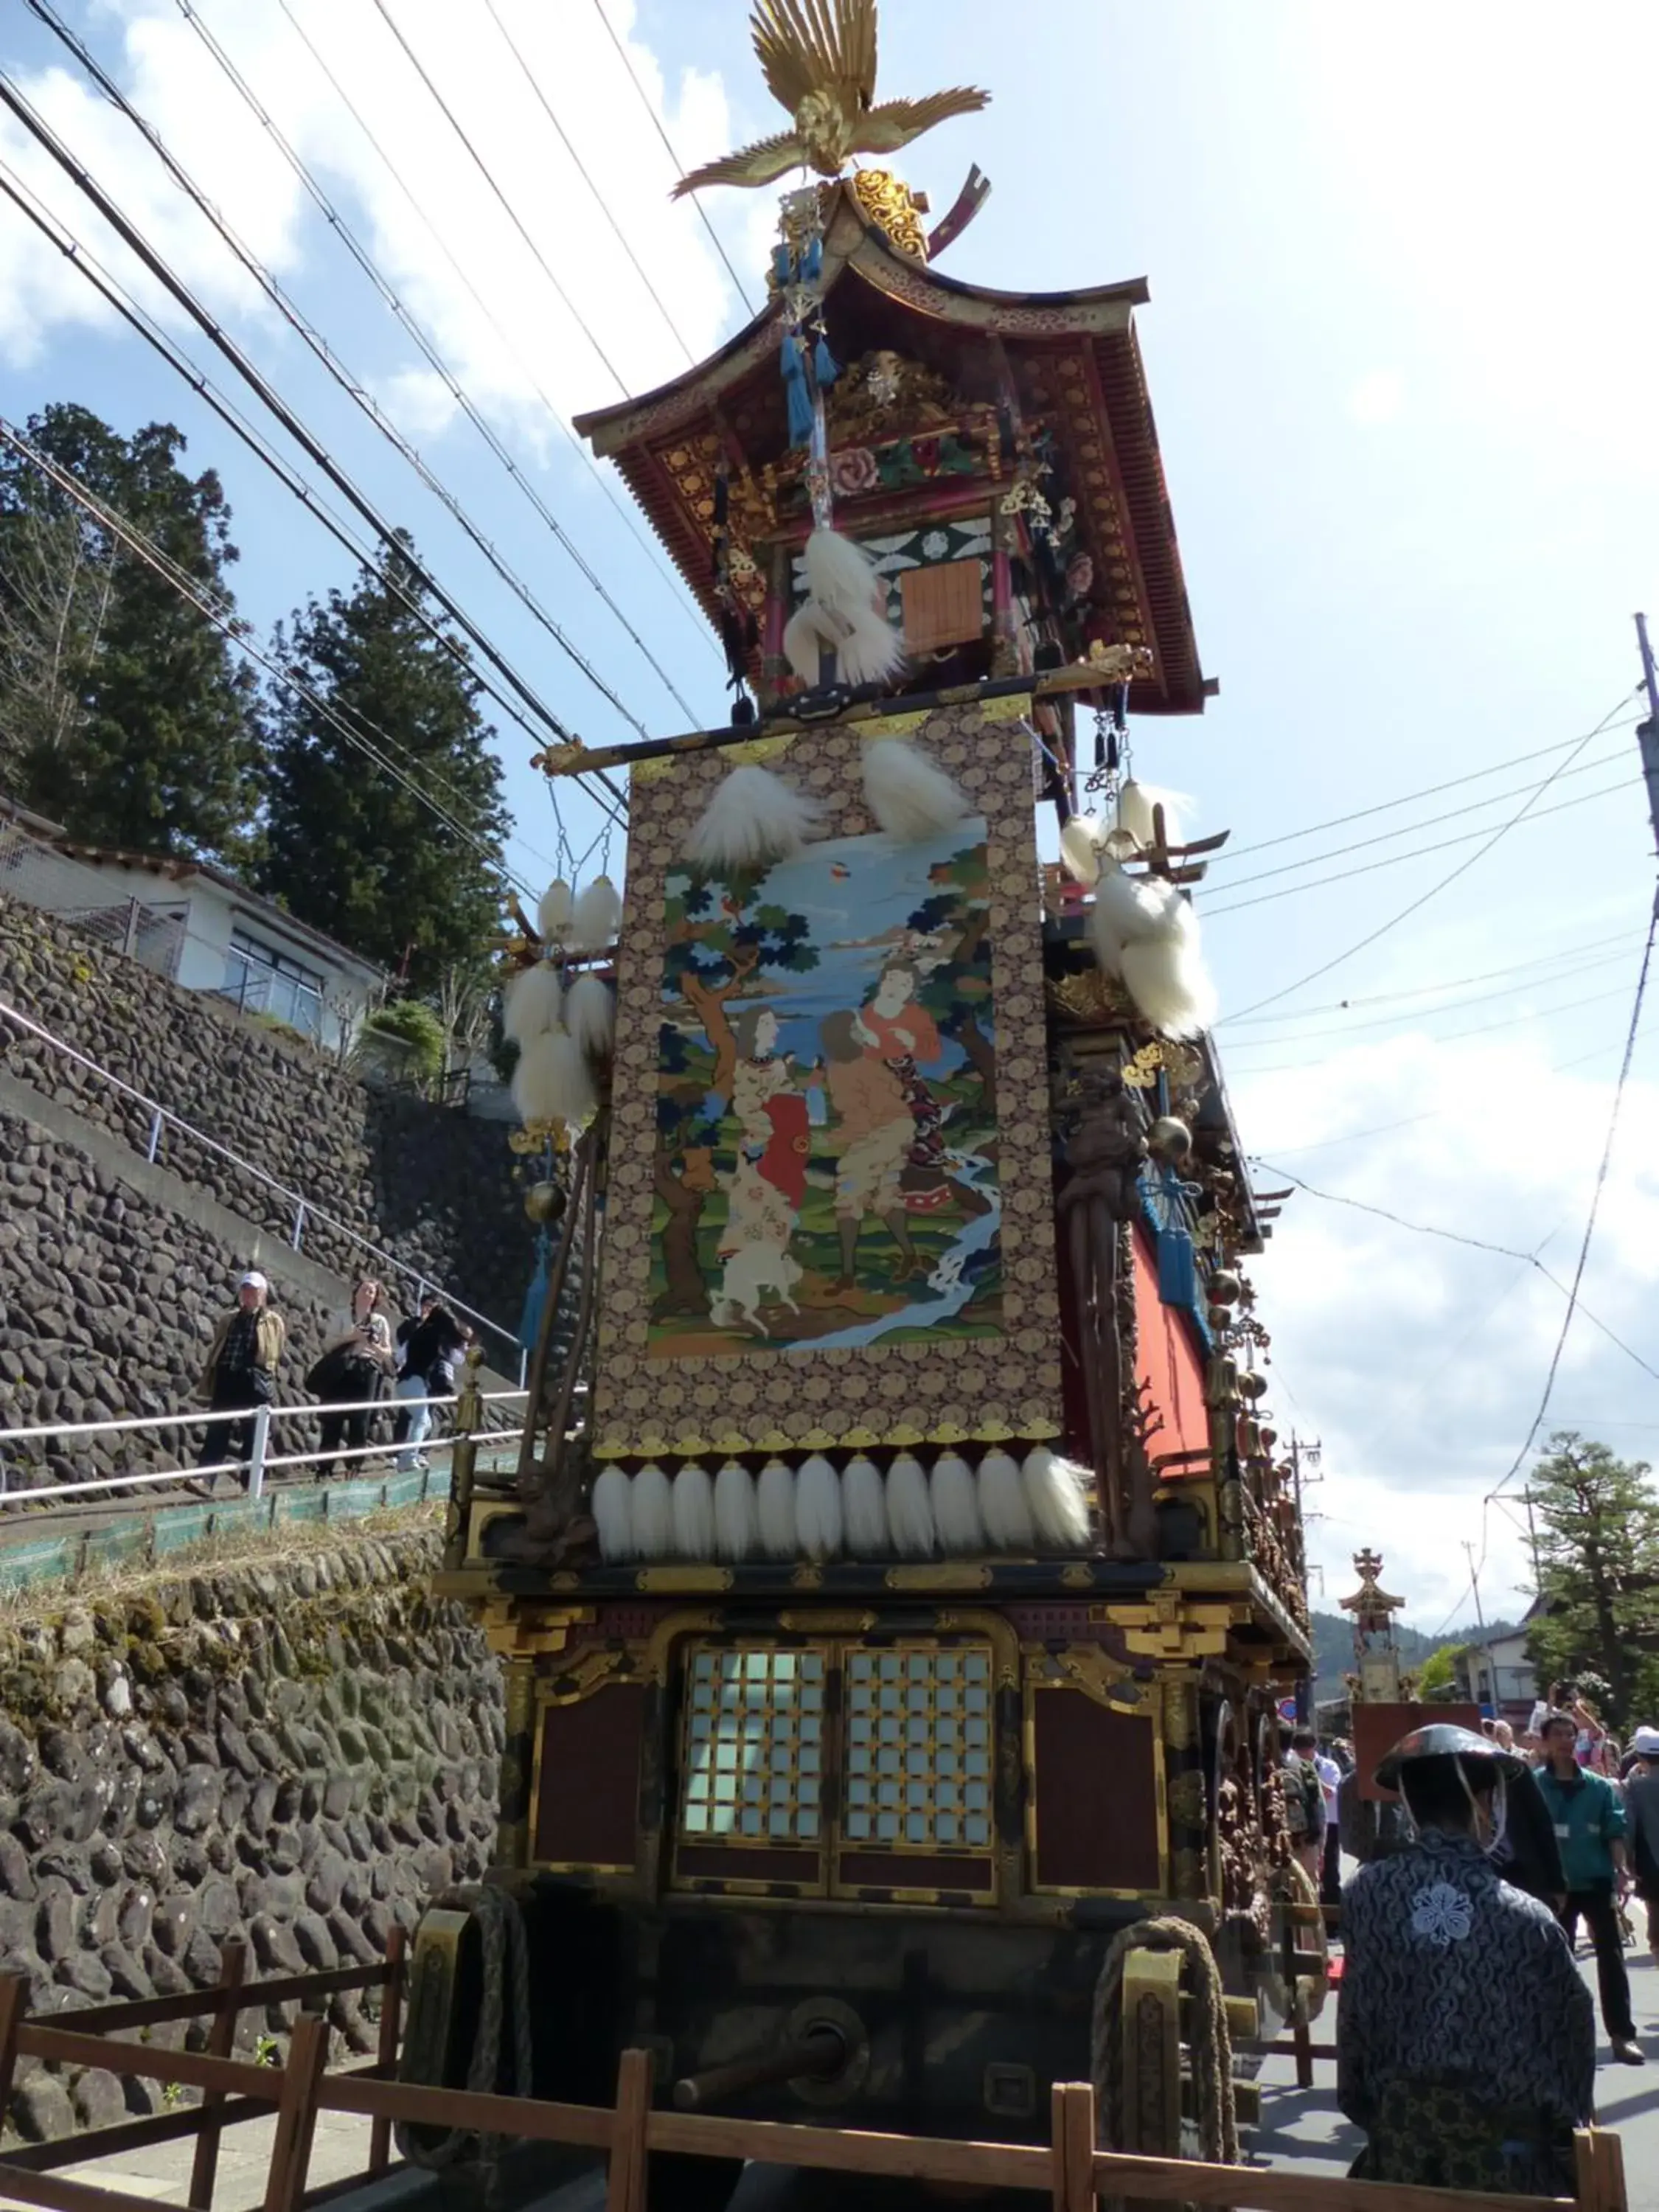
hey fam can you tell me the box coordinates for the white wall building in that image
[0,827,383,1053]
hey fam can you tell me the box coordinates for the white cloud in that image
[1347,367,1403,425]
[1226,1021,1659,1635]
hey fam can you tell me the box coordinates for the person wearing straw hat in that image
[1338,1723,1593,2195]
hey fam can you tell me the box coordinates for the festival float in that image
[403,1,1323,2193]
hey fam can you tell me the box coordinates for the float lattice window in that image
[681,1646,825,1842]
[843,1646,994,1848]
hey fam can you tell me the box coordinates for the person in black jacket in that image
[392,1292,467,1472]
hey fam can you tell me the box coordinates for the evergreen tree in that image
[1526,1430,1659,1728]
[0,403,262,860]
[260,540,509,995]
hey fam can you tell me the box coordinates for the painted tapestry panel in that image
[594,700,1062,1459]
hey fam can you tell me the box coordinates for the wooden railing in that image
[0,1948,1627,2212]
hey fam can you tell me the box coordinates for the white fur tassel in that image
[1087,860,1218,1040]
[977,1449,1035,1551]
[591,1465,633,1562]
[862,737,970,842]
[1117,781,1192,852]
[785,528,906,686]
[930,1450,984,1554]
[757,1458,797,1559]
[795,1453,844,1560]
[1059,814,1105,887]
[510,1027,596,1128]
[713,1459,758,1562]
[502,962,562,1046]
[563,971,615,1058]
[672,1462,716,1560]
[685,763,822,872]
[1022,1447,1093,1552]
[568,876,622,952]
[842,1455,888,1556]
[629,1462,674,1559]
[537,878,573,943]
[886,1453,936,1557]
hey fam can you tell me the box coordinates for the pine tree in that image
[260,540,509,995]
[1526,1430,1659,1728]
[0,403,262,860]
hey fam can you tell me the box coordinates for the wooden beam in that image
[1053,2081,1097,2212]
[605,2047,653,2212]
[189,1936,247,2211]
[262,2014,327,2212]
[368,1925,406,2177]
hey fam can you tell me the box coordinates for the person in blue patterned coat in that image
[1338,1724,1594,2195]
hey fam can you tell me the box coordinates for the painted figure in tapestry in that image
[653,821,1000,1357]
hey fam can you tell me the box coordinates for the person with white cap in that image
[1338,1723,1593,2194]
[1623,1725,1659,1966]
[191,1269,285,1489]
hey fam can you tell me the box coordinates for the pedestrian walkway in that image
[0,2108,381,2212]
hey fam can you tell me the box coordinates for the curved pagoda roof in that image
[574,185,1209,717]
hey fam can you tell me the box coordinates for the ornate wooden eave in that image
[573,186,1208,718]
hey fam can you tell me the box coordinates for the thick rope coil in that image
[1089,1914,1238,2168]
[396,1884,534,2186]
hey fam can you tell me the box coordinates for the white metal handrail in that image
[0,1387,529,1506]
[0,995,527,1371]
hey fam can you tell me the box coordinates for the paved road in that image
[11,1947,1659,2212]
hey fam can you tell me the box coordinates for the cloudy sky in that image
[4,1,1659,1637]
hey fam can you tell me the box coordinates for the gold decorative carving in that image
[636,1566,734,1593]
[1166,1770,1207,1829]
[884,1563,994,1591]
[1162,1679,1199,1752]
[544,1647,633,1706]
[847,172,928,260]
[1040,1644,1133,1708]
[1046,969,1138,1029]
[777,1610,877,1633]
[826,350,959,445]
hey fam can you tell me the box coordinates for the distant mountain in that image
[1310,1610,1521,1703]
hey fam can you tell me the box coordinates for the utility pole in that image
[1462,1539,1486,1630]
[1634,614,1659,862]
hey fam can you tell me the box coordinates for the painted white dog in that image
[712,1158,803,1337]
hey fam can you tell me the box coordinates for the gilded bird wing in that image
[752,0,877,116]
[672,128,808,198]
[854,86,990,155]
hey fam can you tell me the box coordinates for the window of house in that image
[223,930,325,1037]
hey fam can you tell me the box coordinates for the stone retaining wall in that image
[0,1523,500,2143]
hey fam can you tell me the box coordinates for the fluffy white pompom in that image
[563,972,615,1058]
[977,1449,1035,1551]
[713,1460,758,1562]
[569,875,622,952]
[886,1453,936,1557]
[1059,814,1105,887]
[630,1462,674,1559]
[842,1454,888,1556]
[1117,781,1192,852]
[537,879,573,942]
[1086,861,1218,1040]
[795,1453,844,1560]
[672,1462,716,1561]
[1022,1447,1093,1551]
[510,1028,596,1128]
[502,962,562,1046]
[685,763,823,872]
[930,1450,984,1554]
[794,527,906,686]
[757,1458,797,1558]
[591,1465,633,1562]
[862,738,970,841]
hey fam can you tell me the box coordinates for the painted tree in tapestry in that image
[652,821,1001,1357]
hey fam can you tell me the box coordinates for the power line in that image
[588,0,758,317]
[0,417,535,894]
[1225,925,1643,1026]
[479,0,698,364]
[11,4,648,775]
[268,0,716,661]
[1208,744,1632,894]
[1225,978,1636,1074]
[0,156,608,857]
[1205,771,1638,921]
[368,0,629,395]
[1215,691,1641,1020]
[173,0,703,726]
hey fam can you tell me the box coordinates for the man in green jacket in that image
[1534,1711,1644,2064]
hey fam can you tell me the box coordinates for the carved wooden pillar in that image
[1161,1677,1208,1902]
[495,1656,537,1871]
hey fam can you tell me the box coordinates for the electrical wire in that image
[1207,744,1632,894]
[479,0,698,364]
[588,0,759,318]
[368,0,629,394]
[173,0,704,725]
[1224,979,1637,1075]
[268,0,716,660]
[0,157,609,856]
[12,5,650,774]
[1204,771,1639,921]
[0,417,537,896]
[1225,926,1644,1026]
[1214,692,1642,1021]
